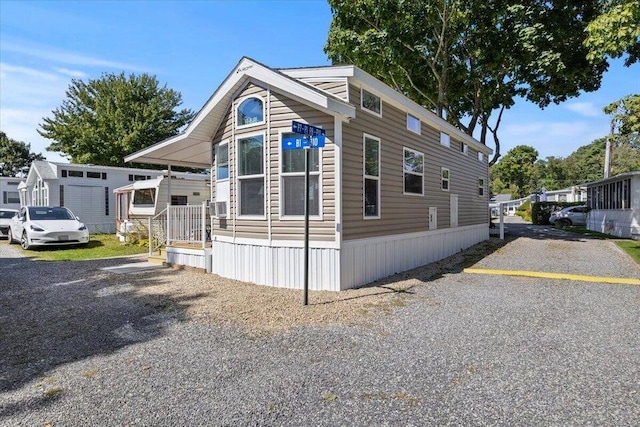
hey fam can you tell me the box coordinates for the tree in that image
[39,72,195,167]
[604,94,640,136]
[0,131,45,177]
[585,0,640,66]
[490,145,539,198]
[325,0,608,164]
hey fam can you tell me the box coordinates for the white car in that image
[549,205,589,227]
[0,208,19,239]
[8,206,90,250]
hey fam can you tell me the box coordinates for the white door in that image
[450,194,458,228]
[65,185,104,232]
[429,207,437,230]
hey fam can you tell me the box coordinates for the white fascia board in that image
[352,68,492,155]
[280,65,355,80]
[124,133,191,164]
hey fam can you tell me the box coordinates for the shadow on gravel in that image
[0,256,197,418]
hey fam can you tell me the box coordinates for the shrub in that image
[515,199,532,222]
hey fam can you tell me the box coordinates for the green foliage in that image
[531,201,584,225]
[325,0,608,164]
[515,199,532,222]
[490,145,539,198]
[585,0,640,66]
[604,94,640,135]
[39,73,195,167]
[0,131,45,177]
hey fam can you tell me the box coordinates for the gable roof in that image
[26,160,58,185]
[125,57,356,167]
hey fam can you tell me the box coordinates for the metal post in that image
[166,202,171,245]
[499,202,505,240]
[201,201,206,249]
[148,217,153,256]
[303,145,310,306]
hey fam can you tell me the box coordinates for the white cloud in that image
[53,67,88,79]
[564,102,602,117]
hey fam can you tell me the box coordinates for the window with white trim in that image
[361,88,381,116]
[440,132,450,147]
[478,178,485,196]
[280,133,320,217]
[403,148,424,195]
[3,191,20,204]
[236,97,264,128]
[478,152,484,162]
[407,114,420,134]
[441,168,450,191]
[216,143,229,180]
[460,142,468,155]
[237,134,265,216]
[363,134,380,218]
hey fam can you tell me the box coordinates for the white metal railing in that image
[166,201,210,249]
[148,208,168,256]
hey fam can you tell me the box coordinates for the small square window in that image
[460,143,468,155]
[440,132,450,148]
[407,114,420,134]
[361,89,381,116]
[478,152,484,162]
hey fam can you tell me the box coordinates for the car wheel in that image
[7,229,14,244]
[559,218,571,227]
[21,232,31,250]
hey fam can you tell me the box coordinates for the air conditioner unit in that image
[215,201,227,218]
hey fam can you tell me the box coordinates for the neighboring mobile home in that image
[586,171,640,239]
[20,161,206,233]
[0,177,22,210]
[125,57,492,290]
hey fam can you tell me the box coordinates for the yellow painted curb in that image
[463,268,640,286]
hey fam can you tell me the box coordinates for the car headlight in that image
[78,224,87,231]
[30,224,45,232]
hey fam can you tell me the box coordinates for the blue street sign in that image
[292,120,326,137]
[282,135,325,150]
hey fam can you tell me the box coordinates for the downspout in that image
[334,116,343,290]
[267,88,272,244]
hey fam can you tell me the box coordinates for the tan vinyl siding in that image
[269,90,335,242]
[302,79,349,100]
[211,82,336,242]
[342,84,488,241]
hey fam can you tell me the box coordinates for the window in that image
[440,132,450,148]
[407,114,420,134]
[478,152,485,162]
[102,173,107,180]
[460,143,468,155]
[216,143,229,180]
[441,168,450,191]
[237,134,264,216]
[237,97,264,128]
[87,171,101,179]
[403,148,424,195]
[478,178,485,196]
[361,88,381,116]
[68,170,83,177]
[3,191,20,204]
[363,134,380,218]
[171,195,188,205]
[133,188,156,205]
[105,187,109,215]
[61,170,68,178]
[280,133,320,217]
[132,174,151,181]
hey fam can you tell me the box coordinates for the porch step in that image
[148,253,166,265]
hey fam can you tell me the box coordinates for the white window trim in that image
[407,113,421,135]
[478,178,485,196]
[440,132,451,148]
[460,143,468,155]
[363,133,381,220]
[478,152,485,162]
[213,141,230,219]
[441,167,450,192]
[235,95,266,130]
[360,88,382,117]
[403,147,424,196]
[278,129,323,221]
[236,131,266,220]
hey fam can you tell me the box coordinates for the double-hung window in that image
[280,133,321,217]
[363,134,380,218]
[478,178,485,196]
[403,148,424,195]
[441,168,450,191]
[237,134,265,216]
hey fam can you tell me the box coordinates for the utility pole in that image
[604,122,614,178]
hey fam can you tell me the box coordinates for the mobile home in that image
[586,171,640,239]
[125,57,492,290]
[0,177,22,210]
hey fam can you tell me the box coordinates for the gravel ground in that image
[1,222,639,426]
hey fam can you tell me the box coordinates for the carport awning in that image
[124,134,212,168]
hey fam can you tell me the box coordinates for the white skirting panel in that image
[211,241,341,291]
[587,210,639,239]
[166,247,211,270]
[341,224,489,290]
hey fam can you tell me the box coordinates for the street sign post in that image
[289,121,325,306]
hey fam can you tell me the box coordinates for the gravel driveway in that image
[1,222,639,426]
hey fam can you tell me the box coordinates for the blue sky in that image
[1,0,638,164]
